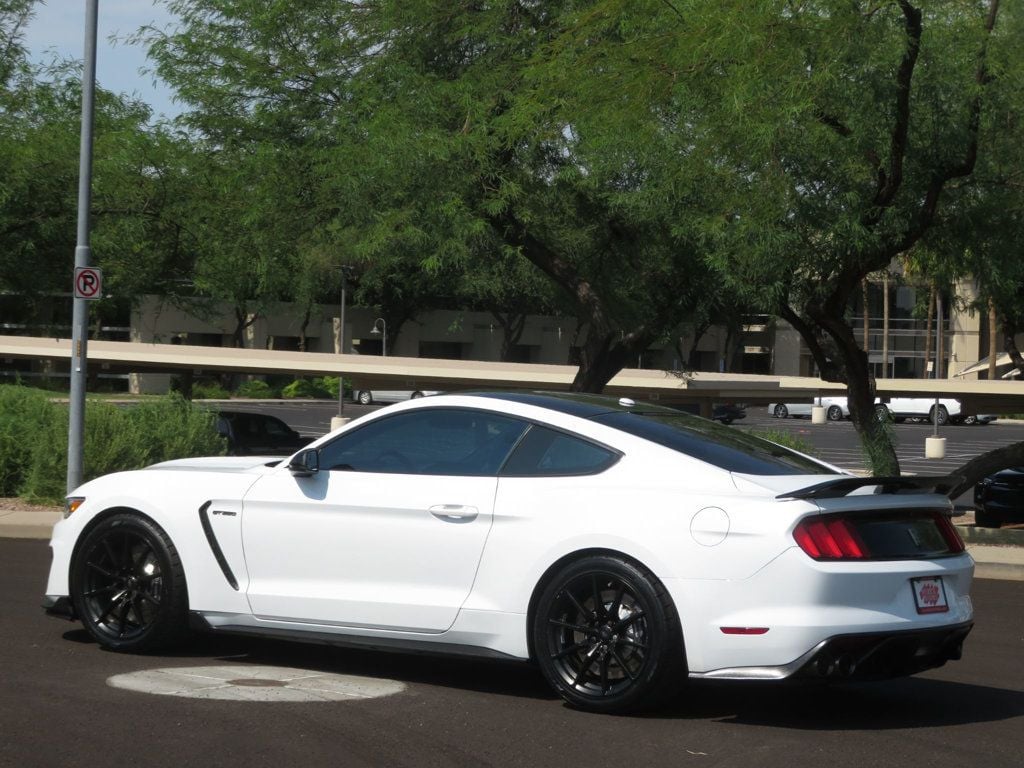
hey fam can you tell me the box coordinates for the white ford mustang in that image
[44,392,974,712]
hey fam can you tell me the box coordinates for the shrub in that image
[0,385,60,497]
[281,378,333,399]
[236,380,278,399]
[748,429,819,457]
[17,393,227,504]
[191,381,232,400]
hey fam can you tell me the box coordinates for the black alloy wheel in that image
[534,556,685,713]
[70,513,189,652]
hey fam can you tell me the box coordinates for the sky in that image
[21,0,180,118]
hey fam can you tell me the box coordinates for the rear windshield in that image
[593,411,834,475]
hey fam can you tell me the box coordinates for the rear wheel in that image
[774,404,789,419]
[357,390,372,405]
[930,405,950,426]
[875,404,892,422]
[533,556,685,713]
[70,513,189,652]
[826,405,843,421]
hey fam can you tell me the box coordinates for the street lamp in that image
[371,317,387,356]
[336,266,352,419]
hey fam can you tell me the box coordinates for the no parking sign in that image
[74,267,103,300]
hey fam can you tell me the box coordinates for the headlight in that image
[64,497,85,518]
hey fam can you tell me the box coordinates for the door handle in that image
[429,504,479,522]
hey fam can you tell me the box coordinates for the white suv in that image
[876,397,961,425]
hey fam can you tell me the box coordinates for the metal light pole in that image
[67,0,99,494]
[371,317,387,356]
[337,268,348,418]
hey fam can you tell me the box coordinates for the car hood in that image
[146,456,284,472]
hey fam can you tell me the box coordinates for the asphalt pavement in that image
[3,538,1023,768]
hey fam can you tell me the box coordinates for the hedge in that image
[0,385,226,504]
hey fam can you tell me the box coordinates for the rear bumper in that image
[691,621,972,681]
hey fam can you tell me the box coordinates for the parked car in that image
[354,389,440,405]
[875,398,961,425]
[215,411,313,456]
[674,402,747,424]
[974,467,1024,527]
[769,397,850,421]
[960,414,998,426]
[44,392,973,713]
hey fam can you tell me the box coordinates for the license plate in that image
[911,577,949,614]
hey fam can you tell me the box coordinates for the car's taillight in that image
[933,512,966,554]
[794,511,967,561]
[793,518,867,560]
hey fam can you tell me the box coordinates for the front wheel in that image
[774,404,789,419]
[875,404,892,422]
[533,556,685,713]
[70,513,189,652]
[357,390,372,405]
[826,405,843,422]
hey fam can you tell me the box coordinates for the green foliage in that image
[0,387,226,504]
[0,384,58,496]
[235,379,279,399]
[747,429,819,458]
[190,381,232,400]
[281,378,330,399]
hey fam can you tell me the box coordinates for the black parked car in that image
[673,403,747,425]
[216,412,314,456]
[974,467,1024,528]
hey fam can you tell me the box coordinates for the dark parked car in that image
[974,467,1024,528]
[673,403,747,425]
[216,412,313,456]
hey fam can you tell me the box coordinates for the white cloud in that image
[22,0,180,118]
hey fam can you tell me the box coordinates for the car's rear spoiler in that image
[777,475,963,500]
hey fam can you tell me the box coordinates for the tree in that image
[544,0,1016,473]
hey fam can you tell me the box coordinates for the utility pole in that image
[67,0,99,494]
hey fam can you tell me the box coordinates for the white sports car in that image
[44,392,974,713]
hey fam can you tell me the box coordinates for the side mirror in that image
[288,449,320,477]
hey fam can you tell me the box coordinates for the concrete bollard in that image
[330,416,351,431]
[925,436,946,459]
[811,406,826,424]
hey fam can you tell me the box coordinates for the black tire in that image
[930,405,949,426]
[70,513,189,653]
[357,390,373,405]
[974,507,1000,528]
[774,404,789,419]
[962,415,978,426]
[533,555,686,714]
[410,391,424,399]
[719,417,734,425]
[875,404,892,422]
[826,405,843,422]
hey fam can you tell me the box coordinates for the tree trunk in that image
[988,299,998,379]
[881,272,890,378]
[924,282,935,376]
[861,279,870,350]
[1003,318,1024,376]
[947,441,1024,499]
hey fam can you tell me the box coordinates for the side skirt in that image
[188,611,526,663]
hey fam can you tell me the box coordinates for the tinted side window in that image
[501,425,618,477]
[319,408,528,476]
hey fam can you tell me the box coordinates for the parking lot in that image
[6,398,1022,767]
[2,537,1022,768]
